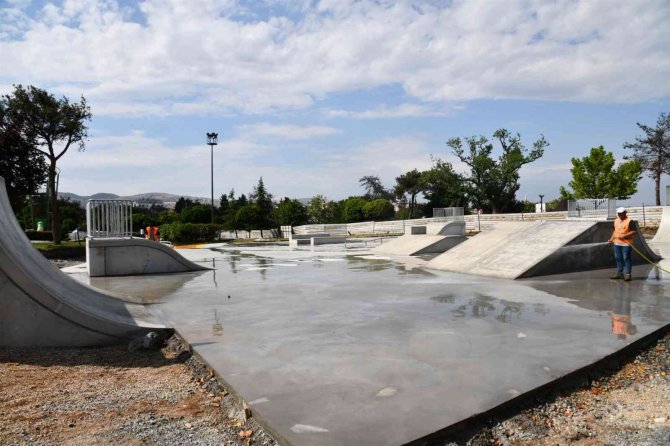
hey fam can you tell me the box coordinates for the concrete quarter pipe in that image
[0,177,173,347]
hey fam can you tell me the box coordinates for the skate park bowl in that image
[0,177,173,347]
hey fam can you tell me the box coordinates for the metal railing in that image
[567,198,616,219]
[432,207,465,220]
[86,200,133,238]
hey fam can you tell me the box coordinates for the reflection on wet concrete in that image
[73,245,670,446]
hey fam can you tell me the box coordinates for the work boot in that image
[610,273,624,280]
[624,273,632,282]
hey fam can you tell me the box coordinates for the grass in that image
[33,241,85,259]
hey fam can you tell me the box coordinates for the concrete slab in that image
[75,245,670,446]
[0,177,172,347]
[651,207,670,243]
[374,234,465,256]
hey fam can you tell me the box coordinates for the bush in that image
[342,197,368,222]
[25,230,54,241]
[363,199,394,220]
[159,223,224,244]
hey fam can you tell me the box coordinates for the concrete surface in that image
[0,177,172,347]
[377,221,467,256]
[87,237,210,277]
[427,220,661,279]
[651,207,670,243]
[68,245,670,446]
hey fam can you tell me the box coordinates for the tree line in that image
[2,83,670,242]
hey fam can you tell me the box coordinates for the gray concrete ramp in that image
[427,220,662,279]
[375,220,467,256]
[0,177,173,347]
[651,207,670,243]
[87,238,210,277]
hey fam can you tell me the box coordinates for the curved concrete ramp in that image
[374,235,465,256]
[651,207,670,243]
[0,177,173,347]
[87,238,210,277]
[427,220,661,279]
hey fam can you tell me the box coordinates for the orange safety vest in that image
[611,314,631,336]
[609,217,635,245]
[145,226,160,242]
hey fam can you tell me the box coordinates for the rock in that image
[653,417,666,423]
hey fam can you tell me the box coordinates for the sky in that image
[1,0,669,205]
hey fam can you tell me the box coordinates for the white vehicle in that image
[69,229,87,241]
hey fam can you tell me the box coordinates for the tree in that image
[342,197,368,222]
[394,169,423,219]
[250,177,274,235]
[175,197,196,213]
[421,158,467,216]
[448,129,548,213]
[307,195,333,223]
[180,204,212,223]
[562,146,642,200]
[236,204,260,236]
[1,85,91,243]
[0,106,48,212]
[359,175,393,200]
[363,199,395,220]
[273,198,308,226]
[623,112,670,205]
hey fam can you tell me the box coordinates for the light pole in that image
[206,132,218,224]
[539,194,544,213]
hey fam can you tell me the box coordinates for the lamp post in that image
[539,194,544,213]
[206,132,218,224]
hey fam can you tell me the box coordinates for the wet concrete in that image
[67,245,670,446]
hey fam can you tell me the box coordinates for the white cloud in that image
[238,122,339,140]
[326,103,459,119]
[0,0,667,117]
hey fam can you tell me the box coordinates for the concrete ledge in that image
[311,236,347,246]
[87,238,210,277]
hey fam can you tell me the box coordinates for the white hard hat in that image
[616,207,626,214]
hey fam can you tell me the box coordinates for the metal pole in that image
[211,144,214,224]
[643,203,646,227]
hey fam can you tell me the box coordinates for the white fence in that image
[86,200,133,238]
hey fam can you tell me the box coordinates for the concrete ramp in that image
[427,220,662,279]
[87,238,210,277]
[0,177,173,347]
[652,207,670,243]
[375,220,466,256]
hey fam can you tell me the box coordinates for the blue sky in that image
[1,0,669,205]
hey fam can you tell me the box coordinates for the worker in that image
[608,207,636,281]
[144,225,160,242]
[611,282,637,339]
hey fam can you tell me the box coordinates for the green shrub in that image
[342,197,368,222]
[159,223,224,244]
[363,199,395,221]
[25,230,54,241]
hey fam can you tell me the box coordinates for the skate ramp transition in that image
[374,220,467,256]
[87,237,210,277]
[651,207,670,243]
[0,177,173,347]
[427,220,661,279]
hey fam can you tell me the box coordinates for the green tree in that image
[342,197,368,222]
[359,175,393,200]
[307,195,332,223]
[623,112,670,205]
[175,197,196,214]
[362,199,394,220]
[273,198,308,226]
[562,146,642,200]
[448,129,548,213]
[250,177,274,235]
[0,106,48,212]
[421,158,467,216]
[180,204,212,223]
[394,169,424,219]
[1,85,91,243]
[236,204,260,236]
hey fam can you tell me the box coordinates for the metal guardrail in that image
[86,200,133,238]
[567,198,616,219]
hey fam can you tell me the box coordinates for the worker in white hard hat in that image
[608,207,636,281]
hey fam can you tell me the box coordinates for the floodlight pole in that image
[206,132,219,224]
[539,194,544,213]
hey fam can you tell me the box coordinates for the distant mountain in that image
[59,191,210,209]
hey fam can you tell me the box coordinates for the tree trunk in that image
[48,162,61,244]
[656,172,662,206]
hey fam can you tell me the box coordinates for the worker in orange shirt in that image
[144,225,160,242]
[608,207,636,281]
[611,282,637,339]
